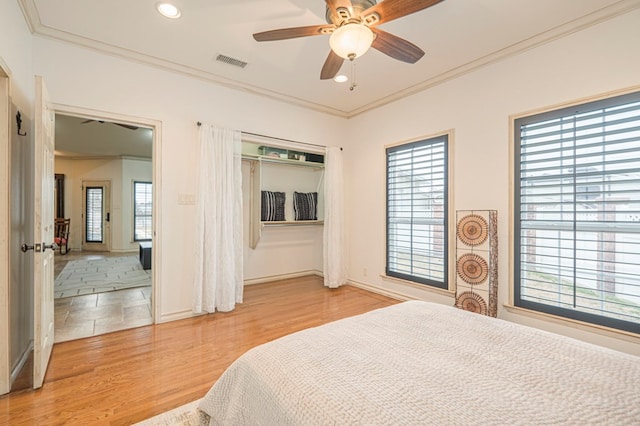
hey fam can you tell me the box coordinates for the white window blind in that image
[134,181,152,241]
[86,187,103,243]
[515,91,640,333]
[387,135,448,289]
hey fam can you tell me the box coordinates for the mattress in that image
[199,300,640,425]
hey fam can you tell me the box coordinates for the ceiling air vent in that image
[215,54,248,69]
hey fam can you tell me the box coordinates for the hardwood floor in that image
[0,276,398,425]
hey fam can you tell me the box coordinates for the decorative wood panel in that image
[455,210,498,317]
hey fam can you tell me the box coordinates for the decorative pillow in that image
[261,191,286,221]
[293,191,318,221]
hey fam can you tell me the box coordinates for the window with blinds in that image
[514,90,640,333]
[134,181,152,241]
[386,135,448,289]
[86,187,103,243]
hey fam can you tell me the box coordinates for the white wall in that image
[1,0,35,381]
[345,10,640,355]
[0,0,33,108]
[54,157,152,252]
[32,36,347,320]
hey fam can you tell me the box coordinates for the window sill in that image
[502,303,640,342]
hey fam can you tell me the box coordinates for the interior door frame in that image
[81,179,112,252]
[0,57,11,395]
[53,104,162,323]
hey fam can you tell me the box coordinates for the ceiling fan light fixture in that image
[334,74,348,83]
[156,2,181,19]
[329,23,373,60]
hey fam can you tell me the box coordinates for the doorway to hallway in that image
[53,111,156,343]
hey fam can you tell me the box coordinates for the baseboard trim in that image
[244,270,323,286]
[347,279,414,302]
[159,309,196,323]
[10,341,33,386]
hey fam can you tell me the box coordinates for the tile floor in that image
[54,251,153,343]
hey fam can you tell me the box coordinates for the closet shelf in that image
[242,154,324,169]
[245,142,325,249]
[262,220,324,227]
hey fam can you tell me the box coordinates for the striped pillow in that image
[293,192,318,221]
[261,191,286,221]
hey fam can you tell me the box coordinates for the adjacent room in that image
[1,0,639,424]
[53,114,154,343]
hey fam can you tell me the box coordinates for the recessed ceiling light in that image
[334,74,348,83]
[156,3,181,19]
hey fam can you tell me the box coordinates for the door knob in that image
[43,242,59,251]
[21,242,57,252]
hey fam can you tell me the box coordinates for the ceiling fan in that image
[81,119,139,131]
[253,0,444,80]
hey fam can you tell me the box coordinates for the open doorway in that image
[52,113,155,342]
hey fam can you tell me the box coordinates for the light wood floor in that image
[0,275,398,425]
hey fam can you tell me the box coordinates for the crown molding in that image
[17,0,40,33]
[19,0,640,119]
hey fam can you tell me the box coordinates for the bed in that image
[198,301,640,425]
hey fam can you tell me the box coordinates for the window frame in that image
[386,133,450,290]
[513,90,640,334]
[133,180,153,242]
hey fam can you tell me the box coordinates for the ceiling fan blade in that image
[320,50,345,80]
[253,24,335,42]
[371,28,425,64]
[114,123,139,131]
[80,119,138,130]
[362,0,444,26]
[325,0,354,24]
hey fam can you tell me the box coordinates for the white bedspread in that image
[199,301,640,425]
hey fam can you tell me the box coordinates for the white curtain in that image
[323,146,347,288]
[193,124,243,313]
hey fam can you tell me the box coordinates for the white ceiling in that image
[20,0,640,118]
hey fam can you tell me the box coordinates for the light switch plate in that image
[178,193,196,205]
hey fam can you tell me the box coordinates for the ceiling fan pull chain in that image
[349,61,358,91]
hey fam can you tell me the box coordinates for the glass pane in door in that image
[86,186,103,243]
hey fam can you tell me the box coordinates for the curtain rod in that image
[196,122,341,150]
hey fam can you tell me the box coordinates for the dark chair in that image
[54,218,71,255]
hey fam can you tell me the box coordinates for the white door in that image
[32,75,56,389]
[81,180,111,252]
